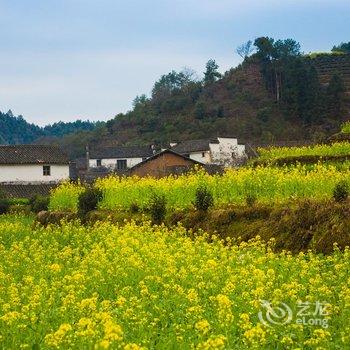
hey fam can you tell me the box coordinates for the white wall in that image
[89,157,144,169]
[209,137,246,166]
[0,164,70,183]
[189,151,211,164]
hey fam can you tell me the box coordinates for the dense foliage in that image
[332,41,350,54]
[78,187,103,216]
[49,165,350,212]
[0,110,101,145]
[0,215,349,349]
[29,195,49,214]
[251,37,347,125]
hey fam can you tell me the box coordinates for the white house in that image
[88,145,154,170]
[0,145,70,183]
[170,137,246,166]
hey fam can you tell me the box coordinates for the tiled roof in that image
[0,145,69,165]
[130,149,203,170]
[90,145,153,159]
[0,183,58,198]
[170,139,217,154]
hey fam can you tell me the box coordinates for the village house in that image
[0,145,70,183]
[88,145,154,170]
[130,149,202,178]
[170,137,246,166]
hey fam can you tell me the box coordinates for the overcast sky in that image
[0,0,349,125]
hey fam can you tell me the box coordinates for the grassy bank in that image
[39,198,350,255]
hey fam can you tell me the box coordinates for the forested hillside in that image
[100,38,349,148]
[0,110,101,144]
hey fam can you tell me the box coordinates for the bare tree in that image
[236,40,254,59]
[181,67,199,82]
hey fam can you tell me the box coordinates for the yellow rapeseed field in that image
[0,215,349,349]
[49,165,350,211]
[257,142,350,161]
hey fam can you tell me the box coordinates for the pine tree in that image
[203,59,221,85]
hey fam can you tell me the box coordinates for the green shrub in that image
[333,181,349,202]
[245,193,257,207]
[341,121,350,134]
[0,190,10,215]
[29,195,49,213]
[148,193,167,225]
[8,198,29,205]
[194,185,214,212]
[129,202,140,213]
[78,187,103,216]
[0,199,10,215]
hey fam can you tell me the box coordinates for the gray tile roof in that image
[0,183,58,198]
[130,149,203,170]
[170,139,218,154]
[90,145,153,159]
[0,145,69,165]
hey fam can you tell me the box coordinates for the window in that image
[117,159,127,170]
[96,159,102,167]
[43,165,51,176]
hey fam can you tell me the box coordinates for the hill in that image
[0,110,101,145]
[95,38,350,150]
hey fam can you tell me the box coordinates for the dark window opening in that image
[43,165,51,176]
[96,159,102,167]
[117,159,127,170]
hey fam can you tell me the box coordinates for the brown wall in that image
[130,152,196,178]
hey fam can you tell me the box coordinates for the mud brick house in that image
[130,149,202,178]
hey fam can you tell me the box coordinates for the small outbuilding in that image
[129,149,202,178]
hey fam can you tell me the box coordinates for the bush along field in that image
[0,215,350,349]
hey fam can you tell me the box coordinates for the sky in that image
[0,0,349,125]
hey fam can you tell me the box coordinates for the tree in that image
[194,101,206,119]
[132,94,148,108]
[254,37,302,102]
[152,69,197,102]
[203,59,221,85]
[236,40,254,59]
[332,42,350,54]
[273,39,301,59]
[326,74,345,119]
[254,37,275,61]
